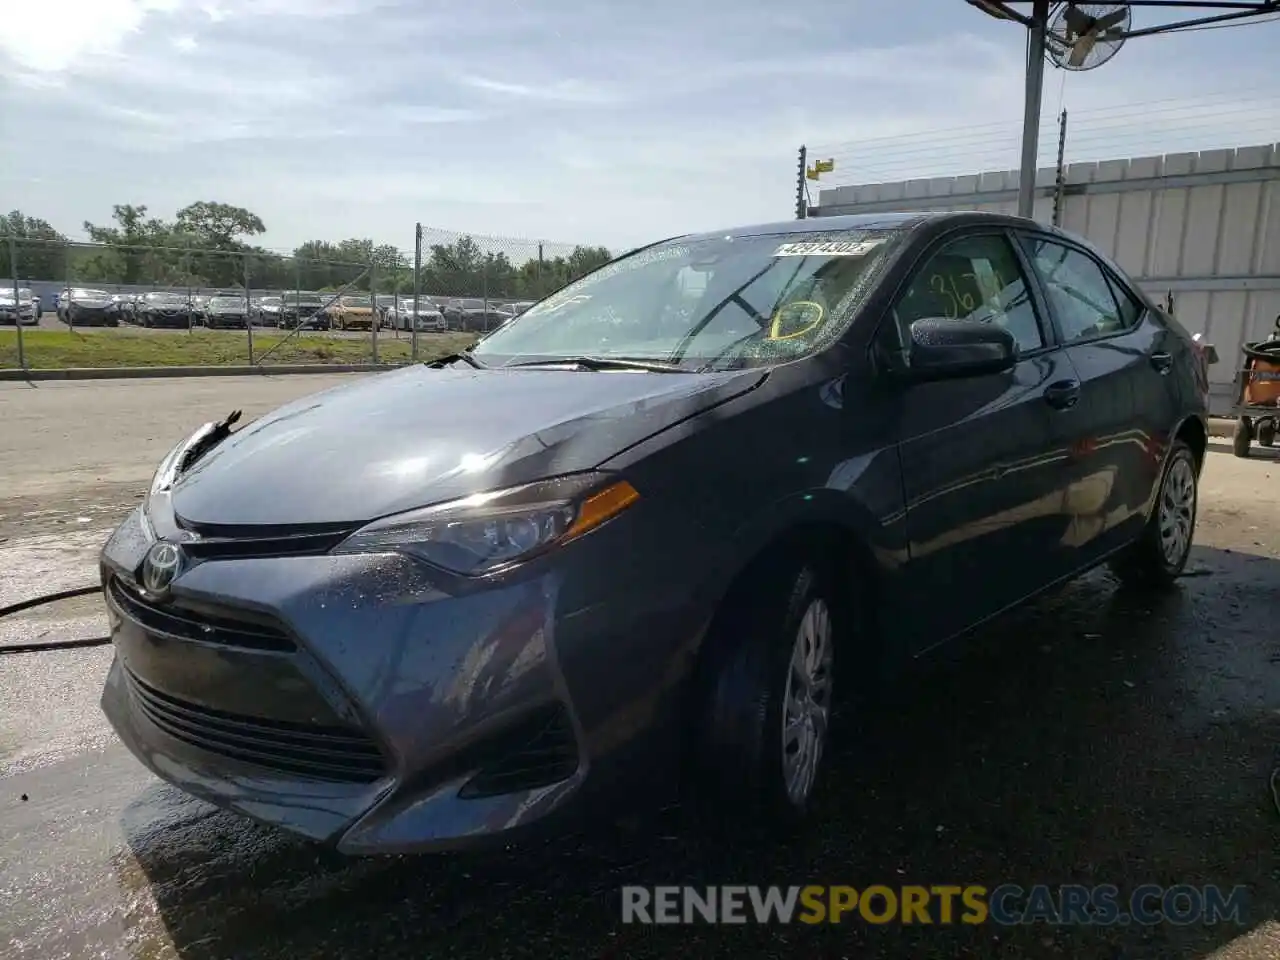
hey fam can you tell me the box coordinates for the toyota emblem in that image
[141,541,184,596]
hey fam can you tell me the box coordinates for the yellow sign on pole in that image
[805,159,836,181]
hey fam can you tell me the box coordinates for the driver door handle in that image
[1044,379,1081,410]
[1150,352,1173,374]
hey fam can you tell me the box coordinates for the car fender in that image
[692,486,889,627]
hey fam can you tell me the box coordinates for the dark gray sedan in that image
[99,211,1210,853]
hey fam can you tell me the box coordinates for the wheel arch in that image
[685,490,892,708]
[1173,414,1208,472]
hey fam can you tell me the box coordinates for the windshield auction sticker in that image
[773,239,884,258]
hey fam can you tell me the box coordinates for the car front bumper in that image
[142,312,192,327]
[99,497,708,853]
[67,307,118,325]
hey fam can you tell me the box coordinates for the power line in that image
[806,90,1278,156]
[810,125,1279,189]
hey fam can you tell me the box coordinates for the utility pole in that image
[244,255,254,364]
[1052,109,1068,226]
[412,223,422,362]
[9,232,24,369]
[370,260,378,365]
[1017,0,1050,218]
[796,145,808,220]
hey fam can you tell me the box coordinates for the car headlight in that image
[332,473,639,575]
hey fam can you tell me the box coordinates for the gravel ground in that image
[0,376,1277,960]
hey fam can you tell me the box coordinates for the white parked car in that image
[0,287,38,325]
[393,299,446,332]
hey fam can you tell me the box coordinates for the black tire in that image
[691,557,840,837]
[1258,420,1276,448]
[1232,417,1252,458]
[1110,440,1199,588]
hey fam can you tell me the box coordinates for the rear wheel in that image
[1258,419,1276,447]
[1110,440,1198,588]
[692,559,839,836]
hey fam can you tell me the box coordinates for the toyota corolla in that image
[100,211,1209,854]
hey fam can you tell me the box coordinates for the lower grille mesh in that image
[459,704,579,798]
[126,670,386,783]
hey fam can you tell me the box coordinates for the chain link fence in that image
[404,225,613,342]
[1,226,613,370]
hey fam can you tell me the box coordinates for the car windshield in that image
[209,297,242,307]
[260,297,282,306]
[341,296,372,308]
[147,293,185,303]
[74,288,111,299]
[471,229,903,370]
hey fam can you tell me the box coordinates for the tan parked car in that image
[331,295,376,331]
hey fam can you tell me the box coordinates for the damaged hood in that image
[169,363,765,527]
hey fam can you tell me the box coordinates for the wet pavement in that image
[1,380,1278,959]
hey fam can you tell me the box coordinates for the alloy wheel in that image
[781,597,834,807]
[1158,456,1196,567]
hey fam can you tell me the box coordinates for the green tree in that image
[175,202,266,287]
[425,236,485,297]
[567,245,612,279]
[0,210,68,281]
[81,204,180,285]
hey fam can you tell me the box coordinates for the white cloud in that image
[457,74,626,105]
[172,34,198,51]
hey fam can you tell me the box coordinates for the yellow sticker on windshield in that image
[769,301,824,340]
[772,239,884,258]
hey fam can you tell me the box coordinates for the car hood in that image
[74,298,113,307]
[170,364,766,527]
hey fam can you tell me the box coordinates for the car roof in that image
[675,210,1046,244]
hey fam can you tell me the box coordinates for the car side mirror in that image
[906,318,1017,381]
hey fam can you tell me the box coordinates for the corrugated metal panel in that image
[814,143,1280,415]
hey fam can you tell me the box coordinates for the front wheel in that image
[1110,440,1198,588]
[692,560,839,836]
[1233,417,1253,457]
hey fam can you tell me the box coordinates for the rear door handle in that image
[1044,379,1081,410]
[1151,352,1174,374]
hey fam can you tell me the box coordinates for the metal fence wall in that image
[812,142,1280,416]
[0,225,612,369]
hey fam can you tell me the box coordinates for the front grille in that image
[459,704,579,798]
[172,516,355,560]
[108,576,296,653]
[125,669,386,783]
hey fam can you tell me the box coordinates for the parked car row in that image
[31,287,536,332]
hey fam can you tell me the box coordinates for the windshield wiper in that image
[506,356,689,373]
[427,352,486,369]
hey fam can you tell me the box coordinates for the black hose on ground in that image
[0,585,112,655]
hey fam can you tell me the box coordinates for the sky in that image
[0,0,1277,256]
